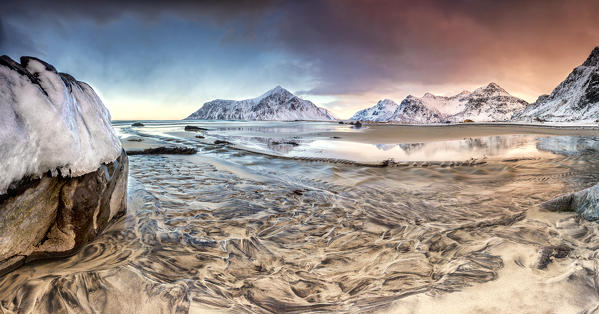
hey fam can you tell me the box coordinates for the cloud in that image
[3,0,599,119]
[263,0,599,98]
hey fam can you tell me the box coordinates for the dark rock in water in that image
[541,184,599,221]
[184,125,207,131]
[354,121,363,128]
[127,146,197,155]
[213,140,230,145]
[271,140,299,146]
[131,122,144,127]
[0,150,128,276]
[195,135,205,139]
[537,244,572,269]
[330,136,341,139]
[338,121,344,124]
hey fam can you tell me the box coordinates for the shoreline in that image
[324,123,599,145]
[361,121,599,129]
[117,119,599,129]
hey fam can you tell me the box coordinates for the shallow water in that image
[2,121,599,313]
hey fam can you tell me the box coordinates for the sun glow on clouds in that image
[3,0,599,120]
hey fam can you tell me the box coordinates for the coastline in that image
[323,122,599,145]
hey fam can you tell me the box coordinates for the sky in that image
[2,0,599,120]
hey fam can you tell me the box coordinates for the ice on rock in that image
[0,56,121,194]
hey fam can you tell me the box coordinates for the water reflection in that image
[114,121,597,164]
[3,121,599,313]
[291,135,557,162]
[537,136,599,156]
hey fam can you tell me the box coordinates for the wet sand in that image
[1,121,599,313]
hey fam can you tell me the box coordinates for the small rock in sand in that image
[185,125,207,131]
[127,146,197,155]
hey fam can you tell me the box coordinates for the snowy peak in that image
[515,46,599,122]
[393,97,443,123]
[379,98,396,105]
[455,90,471,98]
[185,86,336,121]
[255,85,293,101]
[582,46,599,67]
[374,99,399,110]
[471,82,510,97]
[350,99,399,122]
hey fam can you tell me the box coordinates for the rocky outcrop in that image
[541,184,599,221]
[0,151,128,276]
[542,184,599,221]
[0,55,127,275]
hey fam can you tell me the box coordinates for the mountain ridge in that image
[515,46,599,122]
[351,82,528,123]
[185,86,336,121]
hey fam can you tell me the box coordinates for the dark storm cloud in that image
[1,0,277,46]
[265,0,599,95]
[0,20,4,49]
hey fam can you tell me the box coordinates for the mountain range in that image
[184,46,599,123]
[352,83,528,123]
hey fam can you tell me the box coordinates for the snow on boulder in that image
[0,56,127,275]
[0,56,121,194]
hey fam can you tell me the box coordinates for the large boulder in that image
[541,184,599,221]
[0,56,127,275]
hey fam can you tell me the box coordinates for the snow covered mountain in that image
[350,99,399,121]
[446,83,528,122]
[392,95,443,123]
[351,83,527,123]
[185,86,336,121]
[514,46,599,122]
